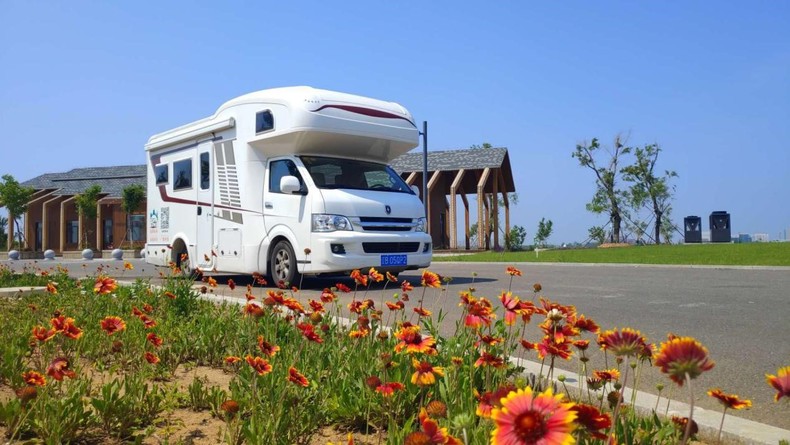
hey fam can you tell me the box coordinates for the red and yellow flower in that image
[766,366,790,402]
[46,282,57,294]
[146,332,163,348]
[654,336,715,385]
[499,291,520,326]
[474,352,506,369]
[350,269,368,287]
[32,325,57,343]
[288,366,309,387]
[94,276,118,295]
[411,359,445,386]
[296,322,324,343]
[47,357,76,381]
[375,381,405,397]
[100,316,126,335]
[257,336,280,357]
[415,408,463,445]
[225,356,242,364]
[597,327,649,358]
[592,369,620,382]
[22,370,46,387]
[245,355,272,376]
[144,352,160,364]
[368,267,384,282]
[491,387,576,445]
[476,384,516,418]
[413,307,432,317]
[570,403,611,440]
[61,320,83,339]
[707,388,751,410]
[421,270,441,288]
[394,324,436,355]
[506,266,522,276]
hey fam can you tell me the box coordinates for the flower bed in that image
[0,263,787,444]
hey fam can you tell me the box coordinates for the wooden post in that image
[427,170,442,246]
[476,168,490,250]
[449,169,465,249]
[492,169,499,250]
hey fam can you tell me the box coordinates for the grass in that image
[433,242,790,266]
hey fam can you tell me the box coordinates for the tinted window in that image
[256,110,274,134]
[200,152,210,190]
[130,215,145,241]
[173,159,192,190]
[269,159,304,194]
[155,164,168,185]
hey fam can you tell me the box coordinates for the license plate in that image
[381,254,407,267]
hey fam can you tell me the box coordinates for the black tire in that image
[270,240,300,286]
[175,246,194,278]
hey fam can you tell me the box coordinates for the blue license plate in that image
[381,254,407,267]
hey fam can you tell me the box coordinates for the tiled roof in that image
[390,147,509,173]
[22,165,146,198]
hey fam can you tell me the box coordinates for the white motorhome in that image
[144,86,432,283]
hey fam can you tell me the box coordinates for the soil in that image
[1,366,381,444]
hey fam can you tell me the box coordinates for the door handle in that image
[264,202,273,209]
[197,206,202,215]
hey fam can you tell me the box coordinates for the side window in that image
[173,159,193,190]
[256,110,274,134]
[200,152,210,190]
[269,160,304,194]
[155,164,168,185]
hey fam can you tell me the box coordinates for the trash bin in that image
[684,216,702,243]
[710,211,731,243]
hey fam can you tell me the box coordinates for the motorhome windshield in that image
[300,156,413,193]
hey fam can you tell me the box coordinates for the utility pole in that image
[420,121,428,218]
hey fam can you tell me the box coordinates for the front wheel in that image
[270,240,300,286]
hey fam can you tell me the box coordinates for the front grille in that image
[358,217,415,232]
[362,242,420,254]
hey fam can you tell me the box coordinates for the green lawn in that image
[433,242,790,266]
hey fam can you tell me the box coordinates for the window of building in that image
[66,221,79,244]
[256,110,274,134]
[269,159,304,194]
[155,164,168,185]
[130,215,145,242]
[173,159,192,190]
[200,152,210,190]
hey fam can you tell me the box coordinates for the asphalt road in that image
[3,258,789,430]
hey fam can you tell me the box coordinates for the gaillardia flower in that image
[766,366,790,401]
[597,327,649,358]
[654,336,714,385]
[22,370,47,387]
[100,316,126,335]
[245,355,272,376]
[421,270,441,288]
[570,403,611,440]
[288,366,309,387]
[707,388,751,410]
[411,359,444,386]
[394,324,436,355]
[491,387,576,445]
[94,276,118,294]
[47,357,76,381]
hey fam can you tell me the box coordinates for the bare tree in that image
[572,136,630,243]
[621,144,677,244]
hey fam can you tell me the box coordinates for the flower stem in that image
[681,372,695,445]
[717,407,727,444]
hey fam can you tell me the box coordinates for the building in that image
[12,147,515,255]
[12,166,147,255]
[391,146,515,250]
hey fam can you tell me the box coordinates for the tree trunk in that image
[612,213,622,243]
[654,207,663,245]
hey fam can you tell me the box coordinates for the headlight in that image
[312,214,353,232]
[415,217,427,232]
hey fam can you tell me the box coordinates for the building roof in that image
[391,146,515,193]
[390,146,509,172]
[22,165,147,197]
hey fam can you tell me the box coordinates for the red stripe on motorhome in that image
[311,105,415,127]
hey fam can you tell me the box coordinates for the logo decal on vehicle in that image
[385,205,392,215]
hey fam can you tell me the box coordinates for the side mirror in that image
[410,185,421,196]
[281,176,305,194]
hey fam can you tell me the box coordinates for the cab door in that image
[264,158,311,279]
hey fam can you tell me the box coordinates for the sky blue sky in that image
[1,1,788,243]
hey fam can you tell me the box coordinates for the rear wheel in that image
[270,240,300,286]
[174,244,194,278]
